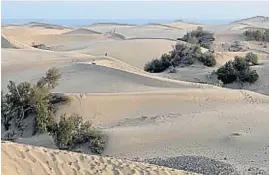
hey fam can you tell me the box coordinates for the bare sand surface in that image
[2,16,269,174]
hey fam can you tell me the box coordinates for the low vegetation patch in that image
[144,43,216,73]
[32,43,51,50]
[216,53,259,84]
[1,68,106,154]
[243,29,269,42]
[180,27,215,49]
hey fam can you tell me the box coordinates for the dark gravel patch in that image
[145,156,239,175]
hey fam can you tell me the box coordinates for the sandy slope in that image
[53,89,269,172]
[2,142,196,175]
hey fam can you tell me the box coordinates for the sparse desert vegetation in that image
[243,29,269,42]
[144,43,216,73]
[1,68,106,154]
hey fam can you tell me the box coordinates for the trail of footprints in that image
[240,90,258,105]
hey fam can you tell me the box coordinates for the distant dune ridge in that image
[63,28,102,35]
[1,16,269,175]
[231,16,269,24]
[25,22,70,29]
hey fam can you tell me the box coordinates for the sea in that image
[1,18,236,27]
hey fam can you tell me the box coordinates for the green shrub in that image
[181,27,215,49]
[144,58,169,73]
[216,57,259,84]
[198,52,216,67]
[144,43,216,73]
[50,113,106,154]
[144,54,172,73]
[216,61,238,84]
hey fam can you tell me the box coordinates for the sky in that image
[2,1,269,24]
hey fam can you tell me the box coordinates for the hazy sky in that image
[2,1,269,20]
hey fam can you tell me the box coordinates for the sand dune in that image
[63,28,102,35]
[113,25,185,39]
[1,49,209,93]
[56,89,269,125]
[76,39,177,68]
[1,47,214,94]
[2,142,195,175]
[25,22,70,29]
